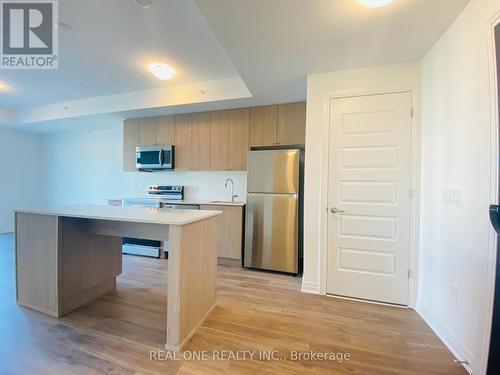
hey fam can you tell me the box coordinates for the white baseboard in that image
[301,280,320,294]
[416,302,474,374]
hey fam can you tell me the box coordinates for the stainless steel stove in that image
[121,185,188,258]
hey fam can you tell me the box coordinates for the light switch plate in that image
[442,188,463,205]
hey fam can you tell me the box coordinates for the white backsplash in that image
[133,171,247,202]
[41,126,248,206]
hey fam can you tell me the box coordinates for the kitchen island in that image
[14,204,221,351]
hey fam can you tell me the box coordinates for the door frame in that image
[318,87,420,308]
[479,10,500,375]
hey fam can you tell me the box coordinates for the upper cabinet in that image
[123,119,140,172]
[249,102,306,147]
[210,109,250,171]
[174,114,192,171]
[191,112,211,171]
[228,108,250,171]
[156,115,175,145]
[122,102,304,172]
[210,111,230,171]
[277,102,306,145]
[139,118,157,146]
[249,105,278,147]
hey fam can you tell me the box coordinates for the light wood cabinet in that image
[228,108,250,171]
[200,205,244,260]
[210,111,230,171]
[249,105,278,147]
[156,115,175,145]
[277,102,306,145]
[122,101,304,171]
[123,119,140,172]
[139,118,157,146]
[210,109,249,171]
[174,114,192,170]
[249,102,306,147]
[191,112,211,171]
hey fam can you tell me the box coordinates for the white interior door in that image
[327,92,412,305]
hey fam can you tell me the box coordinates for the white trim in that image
[301,280,320,294]
[416,303,473,374]
[327,294,408,309]
[478,10,500,375]
[318,87,421,309]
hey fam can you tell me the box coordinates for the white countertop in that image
[15,204,222,226]
[107,198,246,207]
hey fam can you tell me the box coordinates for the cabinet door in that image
[191,112,211,171]
[229,108,249,171]
[210,111,230,171]
[249,105,278,147]
[156,115,175,145]
[139,117,157,146]
[199,205,243,260]
[123,119,140,172]
[174,114,192,170]
[277,102,306,145]
[221,206,243,260]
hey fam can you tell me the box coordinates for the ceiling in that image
[195,0,470,103]
[0,0,240,109]
[0,0,470,131]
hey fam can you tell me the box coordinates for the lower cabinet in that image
[200,204,244,262]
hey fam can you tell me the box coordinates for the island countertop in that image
[14,204,222,226]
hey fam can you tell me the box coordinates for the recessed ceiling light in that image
[148,62,175,80]
[357,0,394,8]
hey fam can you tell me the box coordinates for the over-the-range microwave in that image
[136,145,174,170]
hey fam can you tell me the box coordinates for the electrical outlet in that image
[450,284,459,304]
[442,188,462,205]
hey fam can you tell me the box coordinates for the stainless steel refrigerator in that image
[244,146,303,274]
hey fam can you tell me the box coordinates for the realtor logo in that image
[1,0,58,69]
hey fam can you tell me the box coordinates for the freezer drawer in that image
[247,149,299,194]
[244,193,298,273]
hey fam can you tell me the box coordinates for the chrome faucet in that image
[225,178,238,202]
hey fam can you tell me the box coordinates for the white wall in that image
[303,63,421,294]
[0,128,44,232]
[42,124,247,206]
[419,0,500,373]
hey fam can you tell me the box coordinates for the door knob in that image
[330,207,345,214]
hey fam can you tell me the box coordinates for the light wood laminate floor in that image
[0,234,466,374]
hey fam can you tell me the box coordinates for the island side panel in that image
[15,212,61,317]
[166,215,219,351]
[60,217,122,315]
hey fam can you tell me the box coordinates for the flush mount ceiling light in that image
[54,22,72,31]
[147,62,175,80]
[0,82,10,92]
[357,0,394,8]
[135,0,152,8]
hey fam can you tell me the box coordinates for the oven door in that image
[122,198,162,258]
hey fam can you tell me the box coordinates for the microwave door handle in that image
[159,149,164,166]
